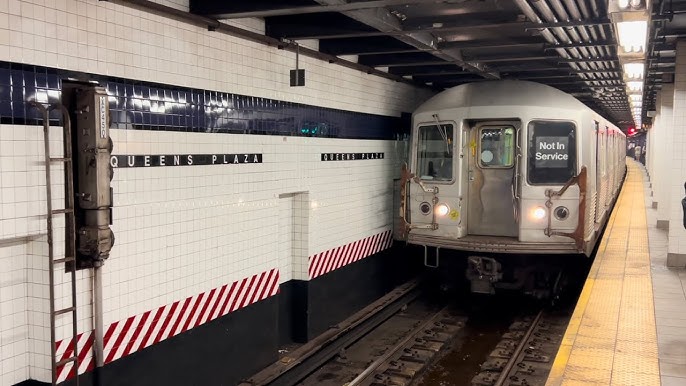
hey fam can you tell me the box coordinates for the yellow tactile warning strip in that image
[546,160,660,386]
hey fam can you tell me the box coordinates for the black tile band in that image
[110,153,263,168]
[321,152,385,161]
[0,61,410,140]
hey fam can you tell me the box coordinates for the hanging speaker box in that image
[290,69,305,87]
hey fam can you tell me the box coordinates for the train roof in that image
[414,80,588,114]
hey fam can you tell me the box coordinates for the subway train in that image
[397,80,626,295]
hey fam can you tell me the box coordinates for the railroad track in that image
[341,307,465,386]
[471,310,567,386]
[242,277,572,386]
[240,279,466,386]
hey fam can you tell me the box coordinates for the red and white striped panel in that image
[54,268,280,383]
[308,230,393,280]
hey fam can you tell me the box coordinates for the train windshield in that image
[527,120,576,184]
[416,124,453,181]
[479,126,515,168]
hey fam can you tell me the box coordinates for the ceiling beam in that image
[372,60,450,67]
[283,20,530,40]
[438,37,545,50]
[543,40,616,50]
[469,54,559,63]
[313,0,499,79]
[557,57,619,63]
[192,0,455,19]
[524,19,612,29]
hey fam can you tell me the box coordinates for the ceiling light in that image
[616,21,647,53]
[627,81,643,92]
[630,0,643,8]
[623,62,644,79]
[618,0,630,9]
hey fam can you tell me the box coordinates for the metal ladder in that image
[30,102,80,386]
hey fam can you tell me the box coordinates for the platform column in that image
[647,91,660,189]
[655,84,674,231]
[667,41,686,267]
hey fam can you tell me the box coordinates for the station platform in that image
[546,159,686,386]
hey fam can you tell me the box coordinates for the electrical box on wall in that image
[73,86,115,266]
[290,69,305,87]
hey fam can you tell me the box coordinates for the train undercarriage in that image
[422,246,589,300]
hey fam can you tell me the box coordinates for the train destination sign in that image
[110,154,263,168]
[321,152,385,161]
[534,137,569,168]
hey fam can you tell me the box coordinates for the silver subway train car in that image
[397,80,626,294]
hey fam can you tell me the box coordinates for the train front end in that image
[397,82,592,295]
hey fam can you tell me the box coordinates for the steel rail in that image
[239,279,421,386]
[494,310,544,386]
[346,305,451,386]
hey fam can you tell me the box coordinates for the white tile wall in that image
[669,42,686,255]
[0,242,29,386]
[0,0,432,383]
[107,131,401,312]
[278,196,294,283]
[0,0,432,118]
[656,85,674,224]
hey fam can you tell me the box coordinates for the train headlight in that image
[419,202,432,215]
[554,206,570,220]
[531,206,547,220]
[435,203,450,217]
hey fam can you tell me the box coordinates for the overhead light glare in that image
[627,81,643,91]
[617,21,647,53]
[618,0,630,9]
[623,62,644,79]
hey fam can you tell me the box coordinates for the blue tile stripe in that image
[0,61,409,140]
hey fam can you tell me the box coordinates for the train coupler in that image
[466,256,503,294]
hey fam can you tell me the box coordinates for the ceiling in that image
[187,0,686,132]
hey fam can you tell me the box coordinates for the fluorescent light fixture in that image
[627,81,643,91]
[618,0,630,9]
[616,21,647,53]
[623,62,644,79]
[630,0,643,8]
[629,94,642,102]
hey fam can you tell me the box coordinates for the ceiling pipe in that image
[560,0,604,64]
[557,0,614,86]
[513,0,619,121]
[542,0,604,90]
[588,0,614,60]
[313,0,499,80]
[575,1,612,65]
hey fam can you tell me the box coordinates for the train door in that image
[467,122,519,237]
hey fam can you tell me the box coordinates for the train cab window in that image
[479,127,515,168]
[417,124,453,181]
[527,120,576,184]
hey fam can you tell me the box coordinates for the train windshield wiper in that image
[431,113,451,155]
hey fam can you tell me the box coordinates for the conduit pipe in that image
[573,0,611,63]
[530,0,591,75]
[94,264,104,384]
[515,0,619,115]
[551,0,605,78]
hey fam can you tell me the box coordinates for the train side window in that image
[527,120,576,184]
[478,126,515,168]
[416,124,453,181]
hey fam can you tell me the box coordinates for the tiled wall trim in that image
[308,230,393,279]
[54,268,280,383]
[0,61,408,140]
